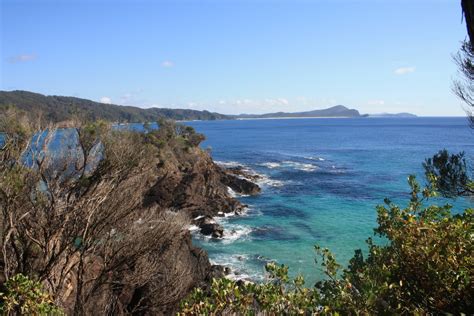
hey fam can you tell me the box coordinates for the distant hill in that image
[0,90,230,123]
[368,112,417,118]
[234,105,361,119]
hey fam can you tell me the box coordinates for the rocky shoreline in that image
[192,164,262,238]
[141,146,262,291]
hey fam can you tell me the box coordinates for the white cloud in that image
[394,66,415,75]
[161,60,174,68]
[100,97,112,104]
[277,98,289,105]
[8,54,37,63]
[367,99,385,105]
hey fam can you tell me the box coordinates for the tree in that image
[423,149,474,197]
[454,1,474,125]
[424,1,474,197]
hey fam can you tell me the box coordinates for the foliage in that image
[0,274,62,315]
[455,1,474,125]
[0,90,229,124]
[179,263,320,315]
[179,176,474,315]
[424,149,474,197]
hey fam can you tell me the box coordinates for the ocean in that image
[186,117,474,284]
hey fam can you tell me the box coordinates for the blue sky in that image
[0,0,469,116]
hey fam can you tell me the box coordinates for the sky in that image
[0,0,470,116]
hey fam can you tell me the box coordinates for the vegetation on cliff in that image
[0,90,230,124]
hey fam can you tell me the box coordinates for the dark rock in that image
[236,280,246,287]
[221,173,261,195]
[193,215,215,227]
[200,223,224,238]
[224,166,262,182]
[208,265,231,279]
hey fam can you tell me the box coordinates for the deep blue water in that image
[186,117,474,283]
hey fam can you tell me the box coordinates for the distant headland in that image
[0,90,416,123]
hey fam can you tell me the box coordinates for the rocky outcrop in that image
[223,165,263,182]
[143,148,261,236]
[221,172,261,195]
[194,215,224,238]
[200,223,224,238]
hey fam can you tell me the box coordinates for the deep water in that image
[186,117,474,284]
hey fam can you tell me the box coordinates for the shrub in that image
[0,274,62,315]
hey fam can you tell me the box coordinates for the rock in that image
[221,173,261,195]
[193,215,215,227]
[144,153,250,218]
[200,223,224,238]
[224,166,262,182]
[208,265,231,279]
[193,215,225,238]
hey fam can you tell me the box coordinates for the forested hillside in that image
[0,90,230,123]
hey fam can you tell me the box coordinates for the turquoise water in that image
[187,117,474,284]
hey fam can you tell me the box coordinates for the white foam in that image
[215,160,242,168]
[209,254,264,282]
[220,225,252,243]
[227,186,237,197]
[306,156,325,161]
[281,160,318,172]
[254,174,284,187]
[224,211,238,217]
[259,162,281,169]
[227,186,250,197]
[188,224,200,232]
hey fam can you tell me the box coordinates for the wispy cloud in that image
[367,99,385,105]
[99,97,112,104]
[394,66,415,75]
[161,60,174,68]
[8,54,37,63]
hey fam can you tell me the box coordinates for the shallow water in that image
[187,117,474,284]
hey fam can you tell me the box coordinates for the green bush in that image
[0,274,62,315]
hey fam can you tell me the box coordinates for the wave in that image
[187,224,200,232]
[306,156,325,161]
[192,217,253,244]
[209,254,265,282]
[258,160,318,172]
[217,160,285,188]
[227,186,237,197]
[258,162,281,169]
[255,174,285,187]
[227,186,250,197]
[215,160,242,168]
[281,161,318,172]
[220,224,253,243]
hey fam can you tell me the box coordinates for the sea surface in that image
[186,117,474,284]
